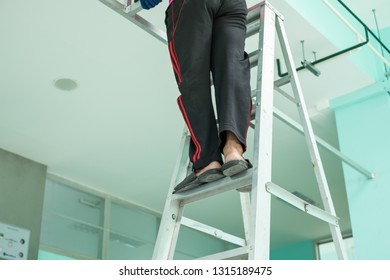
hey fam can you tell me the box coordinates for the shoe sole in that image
[221,160,250,177]
[198,169,225,183]
[174,179,202,193]
[174,168,225,193]
[174,172,201,193]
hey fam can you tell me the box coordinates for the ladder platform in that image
[173,170,253,205]
[174,174,339,227]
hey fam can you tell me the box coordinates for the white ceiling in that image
[0,0,388,250]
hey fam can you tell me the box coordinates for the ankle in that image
[223,132,244,161]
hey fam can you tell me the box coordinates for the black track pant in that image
[165,0,251,171]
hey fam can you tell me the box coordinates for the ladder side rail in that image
[248,2,277,260]
[130,13,167,44]
[98,0,167,44]
[274,16,348,260]
[152,128,190,259]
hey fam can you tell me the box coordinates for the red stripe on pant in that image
[177,95,201,163]
[169,41,182,85]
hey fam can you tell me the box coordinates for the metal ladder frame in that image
[99,0,376,260]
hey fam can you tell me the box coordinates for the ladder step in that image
[196,246,249,260]
[173,170,253,205]
[246,2,262,25]
[247,20,261,38]
[266,182,340,226]
[181,217,246,246]
[246,4,261,37]
[274,75,292,88]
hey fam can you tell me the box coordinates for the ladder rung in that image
[181,217,246,247]
[248,50,259,68]
[274,75,292,87]
[274,86,297,103]
[266,182,340,226]
[246,2,262,25]
[196,246,249,260]
[247,21,261,38]
[173,170,252,205]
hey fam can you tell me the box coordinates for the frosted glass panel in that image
[110,202,158,244]
[40,211,103,259]
[108,233,154,260]
[43,179,104,226]
[108,202,159,259]
[40,178,105,259]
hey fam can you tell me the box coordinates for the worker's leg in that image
[165,0,223,171]
[211,0,252,160]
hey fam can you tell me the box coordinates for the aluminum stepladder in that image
[150,1,348,260]
[99,0,353,260]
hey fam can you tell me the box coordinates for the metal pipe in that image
[278,0,390,77]
[336,0,390,55]
[324,0,390,67]
[277,27,369,77]
[372,9,389,78]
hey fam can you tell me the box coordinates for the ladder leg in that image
[152,128,190,259]
[248,2,276,260]
[153,198,184,259]
[275,16,348,259]
[239,192,251,243]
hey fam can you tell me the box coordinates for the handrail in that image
[277,27,369,77]
[277,0,390,77]
[337,0,390,55]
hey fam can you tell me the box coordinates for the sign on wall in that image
[0,222,30,260]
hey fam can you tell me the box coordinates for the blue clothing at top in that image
[139,0,162,10]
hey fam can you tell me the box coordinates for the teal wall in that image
[331,82,390,259]
[271,240,316,260]
[38,250,75,260]
[290,1,390,259]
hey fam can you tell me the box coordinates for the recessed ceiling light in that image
[54,78,78,91]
